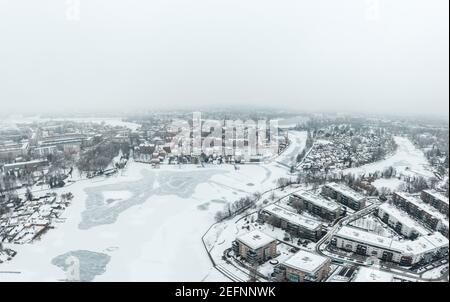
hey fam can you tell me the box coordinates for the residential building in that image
[0,142,29,161]
[1,159,48,173]
[421,190,449,215]
[233,230,277,264]
[259,204,323,242]
[322,182,366,211]
[277,250,331,282]
[291,191,342,221]
[333,226,448,266]
[376,203,431,238]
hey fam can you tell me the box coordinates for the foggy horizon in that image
[0,0,449,117]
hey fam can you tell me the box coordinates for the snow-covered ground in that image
[344,136,434,178]
[372,178,404,191]
[0,160,291,282]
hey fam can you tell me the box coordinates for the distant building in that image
[259,204,323,242]
[32,146,58,157]
[112,133,130,144]
[333,226,448,266]
[277,250,331,282]
[233,230,277,264]
[291,191,342,221]
[39,134,85,154]
[2,159,48,173]
[0,142,29,161]
[322,182,366,211]
[421,190,449,215]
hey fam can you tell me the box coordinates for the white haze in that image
[0,0,448,117]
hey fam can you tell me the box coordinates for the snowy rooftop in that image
[353,267,394,282]
[378,203,430,236]
[395,192,449,227]
[422,189,449,206]
[236,230,276,250]
[325,182,365,202]
[336,226,449,255]
[283,250,329,274]
[263,204,322,231]
[294,191,340,212]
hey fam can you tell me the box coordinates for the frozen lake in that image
[0,161,289,282]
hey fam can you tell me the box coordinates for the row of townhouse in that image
[393,192,449,238]
[333,226,448,266]
[290,191,342,221]
[258,204,323,242]
[376,203,431,238]
[321,182,366,211]
[421,189,449,215]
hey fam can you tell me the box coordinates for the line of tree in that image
[214,192,261,222]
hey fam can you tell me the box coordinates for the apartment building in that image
[233,230,277,264]
[393,192,449,238]
[0,142,29,161]
[333,226,448,266]
[39,134,86,154]
[322,182,366,211]
[277,250,331,282]
[290,191,342,221]
[1,159,48,173]
[259,204,323,242]
[376,203,431,238]
[421,190,449,215]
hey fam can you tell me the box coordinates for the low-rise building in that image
[322,182,366,211]
[0,142,29,161]
[291,191,342,221]
[333,226,448,266]
[277,250,331,282]
[2,159,48,173]
[39,134,85,154]
[421,190,449,215]
[376,203,431,238]
[234,230,277,264]
[259,204,323,242]
[393,192,449,237]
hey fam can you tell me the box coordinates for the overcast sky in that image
[0,0,448,117]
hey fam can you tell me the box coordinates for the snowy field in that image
[344,136,434,178]
[372,178,404,191]
[0,160,290,282]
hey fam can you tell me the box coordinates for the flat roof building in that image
[333,226,448,266]
[393,192,448,238]
[291,191,342,221]
[322,182,366,211]
[377,203,431,238]
[234,230,277,265]
[259,204,323,242]
[280,250,331,282]
[421,190,449,215]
